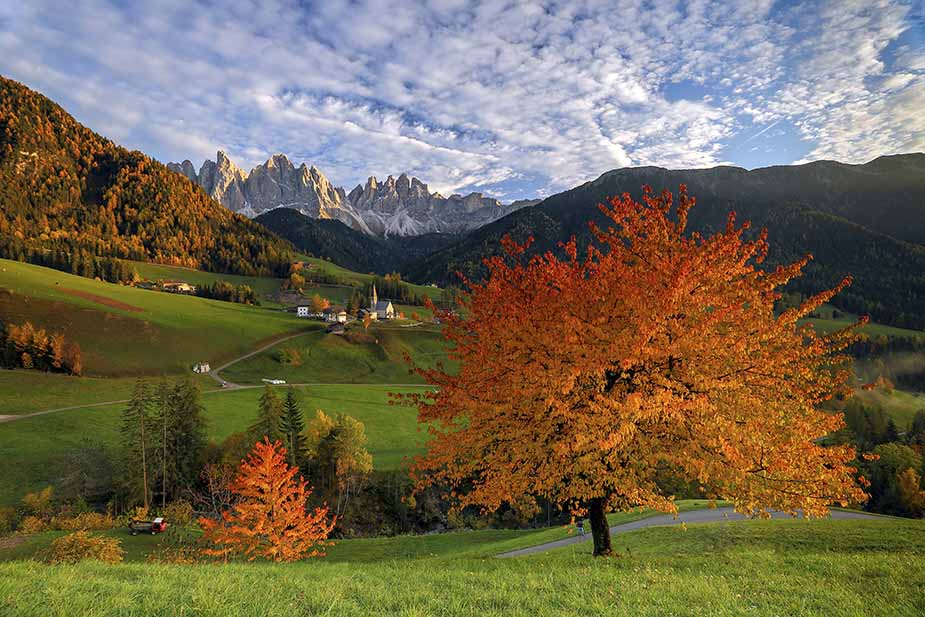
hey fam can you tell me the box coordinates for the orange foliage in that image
[199,438,334,562]
[407,185,868,547]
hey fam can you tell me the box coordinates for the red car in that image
[129,517,168,535]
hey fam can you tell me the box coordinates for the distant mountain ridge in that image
[254,208,461,275]
[408,154,925,330]
[168,152,539,237]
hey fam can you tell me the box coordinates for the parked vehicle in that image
[129,517,168,535]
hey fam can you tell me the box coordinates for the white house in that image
[192,362,210,373]
[297,306,310,317]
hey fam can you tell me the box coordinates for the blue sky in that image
[1,0,922,200]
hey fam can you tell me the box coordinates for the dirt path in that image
[495,507,882,558]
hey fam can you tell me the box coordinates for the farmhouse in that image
[192,362,210,373]
[162,281,195,294]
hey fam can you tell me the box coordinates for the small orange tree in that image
[406,185,868,556]
[200,438,335,562]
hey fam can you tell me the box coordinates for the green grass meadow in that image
[220,322,449,385]
[0,383,428,505]
[0,259,309,376]
[0,517,922,616]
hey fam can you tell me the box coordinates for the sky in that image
[1,0,923,200]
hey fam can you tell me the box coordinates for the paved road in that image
[496,507,881,558]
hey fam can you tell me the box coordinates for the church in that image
[368,284,395,320]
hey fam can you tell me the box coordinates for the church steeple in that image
[371,284,378,311]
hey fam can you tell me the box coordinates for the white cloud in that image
[0,0,920,198]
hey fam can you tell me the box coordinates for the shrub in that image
[276,347,302,366]
[19,516,46,534]
[0,506,19,534]
[161,500,194,526]
[51,512,116,531]
[42,531,123,564]
[22,486,54,518]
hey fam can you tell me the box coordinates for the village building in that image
[162,281,196,294]
[369,285,395,320]
[322,305,348,323]
[296,305,310,317]
[192,362,210,373]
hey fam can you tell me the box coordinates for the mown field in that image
[0,516,922,616]
[0,259,310,376]
[0,383,428,506]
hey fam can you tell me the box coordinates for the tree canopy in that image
[407,185,868,556]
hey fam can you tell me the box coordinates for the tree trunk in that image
[140,412,149,510]
[589,497,613,557]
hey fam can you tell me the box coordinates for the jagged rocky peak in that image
[167,151,538,237]
[167,159,198,183]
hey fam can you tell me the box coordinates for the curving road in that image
[495,507,881,558]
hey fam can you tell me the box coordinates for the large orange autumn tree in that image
[408,186,868,556]
[200,438,335,562]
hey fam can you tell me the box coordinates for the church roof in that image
[375,300,393,311]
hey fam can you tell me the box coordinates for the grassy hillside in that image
[0,517,922,615]
[806,315,925,340]
[130,261,284,300]
[0,259,308,376]
[301,256,443,300]
[219,322,449,385]
[0,384,428,505]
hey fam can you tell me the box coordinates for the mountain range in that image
[167,153,539,237]
[3,74,923,332]
[407,155,925,329]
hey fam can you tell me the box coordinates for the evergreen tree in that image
[121,379,152,509]
[152,377,208,506]
[884,418,900,443]
[280,387,307,468]
[250,385,284,443]
[153,379,174,508]
[168,378,208,500]
[908,410,925,447]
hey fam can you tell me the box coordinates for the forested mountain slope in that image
[0,76,294,277]
[256,208,460,275]
[408,156,925,329]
